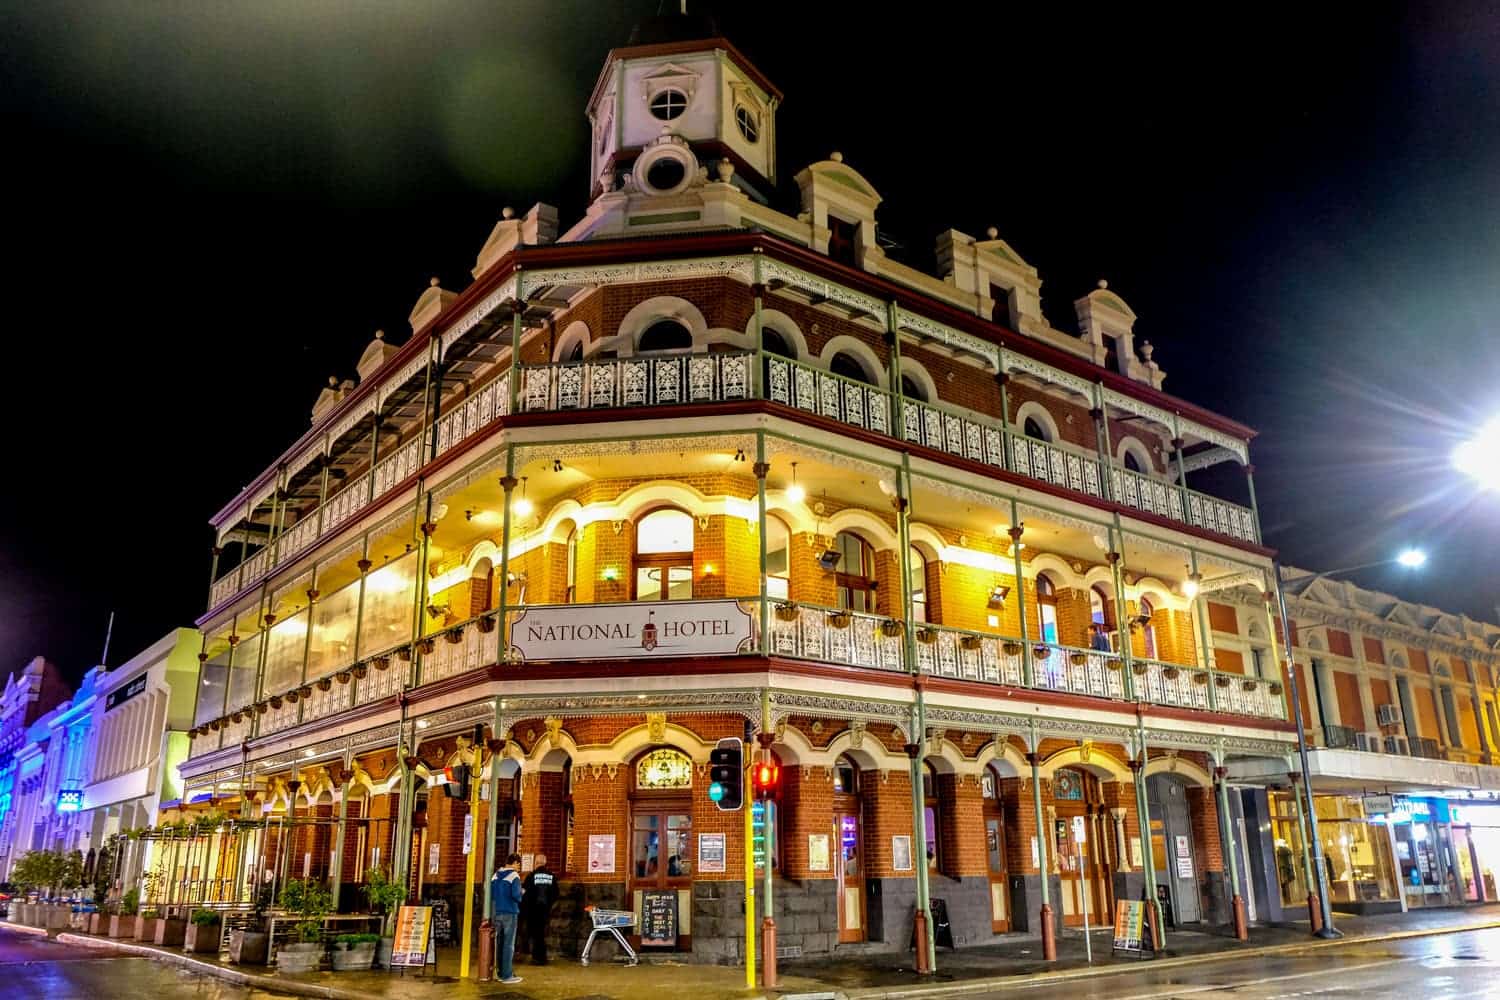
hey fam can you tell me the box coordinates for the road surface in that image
[0,930,281,1000]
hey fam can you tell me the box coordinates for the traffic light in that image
[442,763,470,800]
[708,737,743,811]
[752,759,780,801]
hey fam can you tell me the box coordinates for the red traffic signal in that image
[442,763,470,800]
[752,760,780,799]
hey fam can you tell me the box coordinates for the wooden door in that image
[835,811,866,942]
[629,802,693,949]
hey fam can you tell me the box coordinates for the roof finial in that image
[502,206,515,220]
[429,276,440,287]
[328,376,338,388]
[374,328,385,341]
[985,226,998,240]
[830,151,844,163]
[1097,279,1109,290]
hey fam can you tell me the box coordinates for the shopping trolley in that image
[579,906,639,966]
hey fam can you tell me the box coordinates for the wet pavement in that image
[969,924,1500,999]
[0,930,286,1000]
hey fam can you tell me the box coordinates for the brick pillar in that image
[340,800,364,883]
[782,765,835,880]
[1188,784,1227,924]
[576,520,633,604]
[937,773,986,877]
[874,549,901,616]
[1055,588,1093,648]
[723,515,759,599]
[790,533,837,606]
[861,769,914,879]
[520,769,567,865]
[567,765,629,883]
[694,515,728,599]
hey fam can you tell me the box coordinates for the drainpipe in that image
[1270,565,1339,938]
[1091,382,1117,502]
[1025,720,1055,959]
[1008,500,1033,689]
[752,253,764,400]
[996,347,1014,473]
[1242,462,1264,546]
[897,456,933,974]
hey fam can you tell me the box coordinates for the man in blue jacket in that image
[489,852,524,984]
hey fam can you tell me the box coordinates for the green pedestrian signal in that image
[708,737,743,811]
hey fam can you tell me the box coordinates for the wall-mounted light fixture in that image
[553,458,564,472]
[513,477,534,518]
[818,548,842,572]
[602,566,619,582]
[1181,568,1203,599]
[987,584,1011,610]
[786,462,806,504]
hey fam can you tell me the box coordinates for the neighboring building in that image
[0,657,71,878]
[174,14,1299,959]
[73,629,202,887]
[32,669,101,859]
[1224,569,1500,913]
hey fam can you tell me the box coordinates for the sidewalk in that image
[10,904,1500,1000]
[41,929,824,1000]
[785,904,1500,998]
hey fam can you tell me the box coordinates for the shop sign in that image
[390,905,432,967]
[509,599,755,662]
[106,674,148,711]
[56,788,83,812]
[1363,794,1395,817]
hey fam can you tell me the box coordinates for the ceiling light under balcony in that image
[786,461,805,504]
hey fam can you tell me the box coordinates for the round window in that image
[736,106,759,143]
[649,89,688,121]
[645,156,687,193]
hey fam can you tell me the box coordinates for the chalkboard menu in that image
[427,896,453,945]
[640,890,677,947]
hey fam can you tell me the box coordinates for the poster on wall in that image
[1129,836,1142,869]
[808,833,830,872]
[892,835,913,872]
[698,833,726,873]
[1031,836,1040,869]
[588,834,616,874]
[429,843,440,875]
[1174,835,1194,879]
[521,853,534,873]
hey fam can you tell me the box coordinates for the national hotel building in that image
[174,16,1317,960]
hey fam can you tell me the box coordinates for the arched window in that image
[831,351,874,385]
[765,515,790,600]
[1090,585,1115,651]
[1123,450,1144,474]
[638,320,692,353]
[1138,596,1158,659]
[635,508,694,601]
[761,327,793,359]
[632,747,694,887]
[565,527,579,603]
[1036,573,1059,644]
[909,546,928,623]
[901,374,926,402]
[1024,416,1051,442]
[834,531,877,613]
[565,340,584,363]
[635,747,693,790]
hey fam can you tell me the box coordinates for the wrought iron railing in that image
[519,353,750,412]
[768,602,905,672]
[1032,642,1127,700]
[912,625,1024,685]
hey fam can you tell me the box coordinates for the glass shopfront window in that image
[1311,796,1399,907]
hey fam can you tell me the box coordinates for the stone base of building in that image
[1007,874,1064,938]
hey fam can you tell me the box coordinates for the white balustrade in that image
[768,604,904,672]
[1032,644,1125,700]
[421,621,488,683]
[1135,659,1212,711]
[765,357,892,437]
[913,626,1024,685]
[518,353,751,412]
[356,660,404,704]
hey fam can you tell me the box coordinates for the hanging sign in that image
[390,905,433,967]
[699,833,726,873]
[588,834,616,874]
[1363,794,1395,817]
[508,599,754,662]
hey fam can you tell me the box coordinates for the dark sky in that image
[3,2,1498,688]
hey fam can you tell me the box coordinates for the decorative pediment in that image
[641,62,702,101]
[728,79,765,114]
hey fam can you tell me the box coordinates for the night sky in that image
[3,2,1497,688]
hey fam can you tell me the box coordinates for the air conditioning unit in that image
[1354,732,1375,752]
[1383,735,1408,756]
[1376,703,1400,726]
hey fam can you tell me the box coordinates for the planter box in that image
[184,922,221,954]
[376,937,394,969]
[134,915,162,941]
[45,905,72,930]
[330,942,376,971]
[228,929,269,965]
[155,917,187,947]
[88,912,107,935]
[108,914,134,938]
[276,942,323,974]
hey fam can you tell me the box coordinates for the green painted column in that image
[1131,726,1165,949]
[1008,499,1033,689]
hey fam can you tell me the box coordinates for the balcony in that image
[206,345,1259,617]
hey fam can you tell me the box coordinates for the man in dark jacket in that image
[489,853,524,984]
[521,853,558,964]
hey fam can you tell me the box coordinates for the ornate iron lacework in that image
[1004,351,1093,399]
[760,259,884,318]
[380,352,431,409]
[895,308,1000,368]
[521,257,754,296]
[442,275,517,358]
[512,434,756,470]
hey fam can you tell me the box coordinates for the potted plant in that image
[1032,644,1051,660]
[1241,679,1259,692]
[773,601,801,623]
[1131,661,1149,676]
[228,882,272,964]
[827,610,851,630]
[374,655,393,671]
[335,670,352,685]
[915,626,938,645]
[275,879,332,974]
[155,908,188,947]
[1161,665,1180,681]
[959,634,983,651]
[317,677,332,691]
[1214,674,1231,689]
[185,908,222,954]
[880,618,905,638]
[396,646,413,662]
[1269,682,1284,696]
[477,616,496,634]
[109,888,139,938]
[1002,641,1023,657]
[444,626,465,644]
[1068,651,1088,666]
[1192,670,1210,686]
[361,867,407,969]
[135,906,163,942]
[352,663,369,679]
[415,638,435,656]
[330,932,380,971]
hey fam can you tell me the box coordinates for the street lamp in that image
[1452,417,1500,492]
[1281,550,1427,589]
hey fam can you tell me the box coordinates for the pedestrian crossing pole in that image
[744,761,756,989]
[459,724,483,978]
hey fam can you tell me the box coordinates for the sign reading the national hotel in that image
[509,599,756,662]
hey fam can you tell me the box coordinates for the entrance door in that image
[833,758,866,942]
[982,766,1009,932]
[630,804,693,949]
[1147,775,1201,924]
[1052,769,1109,927]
